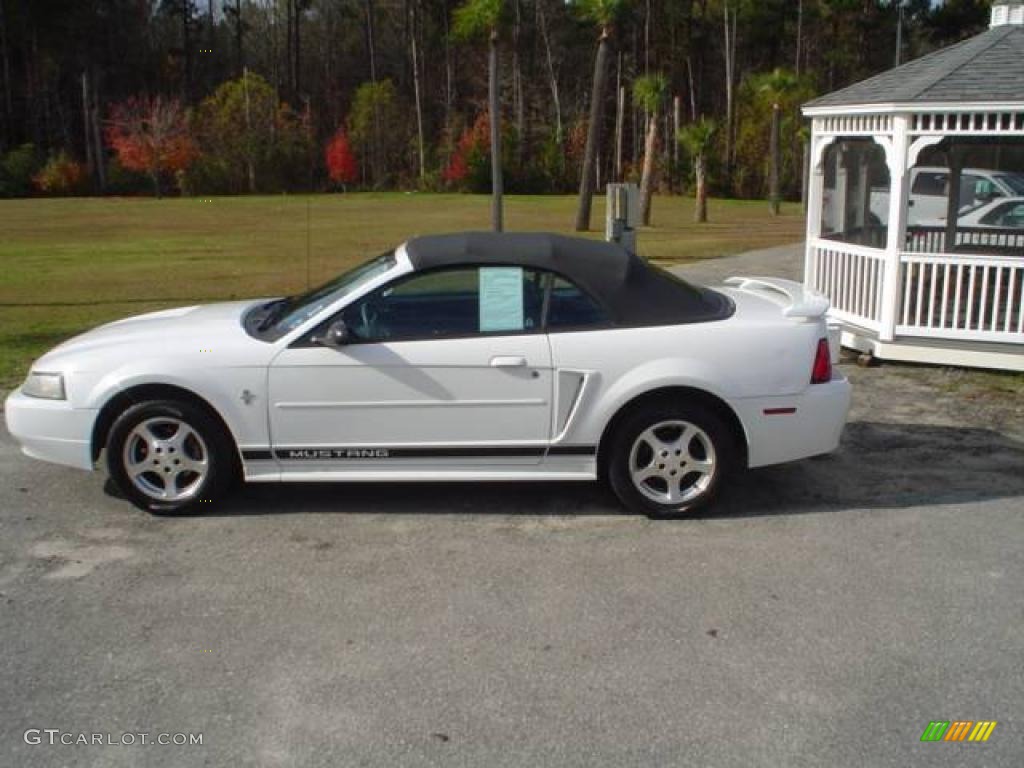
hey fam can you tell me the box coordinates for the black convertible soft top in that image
[404,232,733,326]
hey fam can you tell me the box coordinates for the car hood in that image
[34,299,267,371]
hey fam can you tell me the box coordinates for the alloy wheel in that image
[627,419,716,505]
[122,416,209,502]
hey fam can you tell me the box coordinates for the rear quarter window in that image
[546,276,610,329]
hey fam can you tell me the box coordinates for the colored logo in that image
[921,721,997,742]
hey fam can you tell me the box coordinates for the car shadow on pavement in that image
[709,420,1024,519]
[178,419,1024,519]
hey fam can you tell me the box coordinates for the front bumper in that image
[3,389,97,470]
[734,373,852,468]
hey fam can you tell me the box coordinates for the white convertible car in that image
[5,233,850,518]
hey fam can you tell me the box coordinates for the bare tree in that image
[0,0,12,142]
[223,0,244,77]
[364,0,382,184]
[537,0,563,143]
[795,0,803,76]
[80,72,93,181]
[574,0,626,232]
[722,0,737,193]
[512,0,524,168]
[614,82,624,182]
[408,0,426,182]
[454,0,505,232]
[168,0,196,99]
[442,0,455,151]
[292,1,309,96]
[90,78,106,190]
[487,25,502,230]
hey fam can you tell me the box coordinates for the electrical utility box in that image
[605,183,639,252]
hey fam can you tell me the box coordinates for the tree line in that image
[0,0,992,226]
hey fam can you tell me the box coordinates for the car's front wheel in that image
[106,399,236,514]
[608,402,738,518]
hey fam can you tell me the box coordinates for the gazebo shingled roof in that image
[805,16,1024,108]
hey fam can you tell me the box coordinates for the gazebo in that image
[802,0,1024,371]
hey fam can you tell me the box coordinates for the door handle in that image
[490,355,527,368]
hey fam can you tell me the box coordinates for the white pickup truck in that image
[869,167,1024,226]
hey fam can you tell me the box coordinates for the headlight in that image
[22,372,66,400]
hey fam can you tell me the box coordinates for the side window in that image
[546,275,610,330]
[912,171,947,196]
[959,174,982,209]
[342,266,544,342]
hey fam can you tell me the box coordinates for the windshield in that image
[996,174,1024,196]
[251,250,397,339]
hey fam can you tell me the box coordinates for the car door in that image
[909,169,948,224]
[267,265,553,468]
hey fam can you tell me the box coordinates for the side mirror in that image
[312,319,350,348]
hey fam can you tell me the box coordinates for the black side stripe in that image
[548,445,597,456]
[241,446,596,461]
[241,450,273,460]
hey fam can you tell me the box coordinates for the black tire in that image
[106,399,237,515]
[607,401,739,518]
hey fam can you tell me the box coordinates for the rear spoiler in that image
[723,276,831,319]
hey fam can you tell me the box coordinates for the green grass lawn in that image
[0,193,804,387]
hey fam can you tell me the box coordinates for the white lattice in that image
[909,111,1024,136]
[815,114,893,136]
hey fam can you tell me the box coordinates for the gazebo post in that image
[803,132,826,286]
[943,147,963,253]
[836,149,850,233]
[879,114,910,342]
[857,153,872,242]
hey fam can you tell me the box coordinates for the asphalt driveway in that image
[1,246,1022,767]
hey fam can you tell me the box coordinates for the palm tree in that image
[573,0,627,232]
[756,67,799,216]
[677,118,716,224]
[633,73,668,226]
[454,0,505,232]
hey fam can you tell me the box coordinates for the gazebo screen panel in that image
[819,139,890,250]
[905,137,1024,256]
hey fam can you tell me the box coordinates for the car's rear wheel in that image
[608,402,737,518]
[106,399,235,514]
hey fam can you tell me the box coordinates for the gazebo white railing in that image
[808,230,1024,344]
[896,252,1024,342]
[807,239,886,333]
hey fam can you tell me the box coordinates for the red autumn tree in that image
[442,150,469,185]
[106,96,197,197]
[324,128,357,187]
[442,112,490,187]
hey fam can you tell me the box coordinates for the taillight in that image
[811,338,832,384]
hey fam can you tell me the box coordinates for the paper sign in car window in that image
[479,267,524,332]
